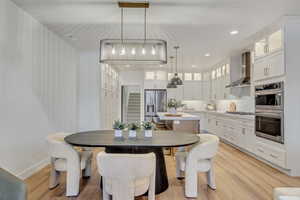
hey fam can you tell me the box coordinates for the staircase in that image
[126,93,141,123]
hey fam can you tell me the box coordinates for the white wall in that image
[78,51,101,131]
[0,0,78,178]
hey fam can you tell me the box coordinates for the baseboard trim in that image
[17,158,50,180]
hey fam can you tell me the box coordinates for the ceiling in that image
[12,0,300,70]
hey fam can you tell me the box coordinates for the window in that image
[177,73,183,79]
[184,73,192,81]
[194,73,202,81]
[168,73,173,81]
[226,64,230,75]
[145,71,155,80]
[222,65,226,76]
[211,70,216,80]
[216,68,221,78]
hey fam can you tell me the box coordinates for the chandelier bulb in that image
[142,47,146,55]
[151,46,156,55]
[112,47,116,55]
[131,48,136,55]
[120,47,126,55]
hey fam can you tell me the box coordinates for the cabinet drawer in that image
[256,142,286,168]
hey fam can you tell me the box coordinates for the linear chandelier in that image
[99,2,167,65]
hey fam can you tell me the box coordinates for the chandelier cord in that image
[144,5,147,44]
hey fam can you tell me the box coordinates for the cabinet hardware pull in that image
[270,154,278,159]
[258,148,264,153]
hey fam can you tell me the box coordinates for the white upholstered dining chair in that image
[274,188,300,200]
[175,134,219,198]
[96,152,156,200]
[46,132,93,196]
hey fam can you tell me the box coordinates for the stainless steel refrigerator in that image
[144,89,167,122]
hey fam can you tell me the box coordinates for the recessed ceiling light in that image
[204,53,211,57]
[230,30,239,35]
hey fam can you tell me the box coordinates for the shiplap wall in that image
[0,0,78,178]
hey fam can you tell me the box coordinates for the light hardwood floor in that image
[25,143,300,200]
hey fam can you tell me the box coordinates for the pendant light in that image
[170,46,183,85]
[167,56,177,88]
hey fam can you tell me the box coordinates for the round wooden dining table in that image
[65,130,199,194]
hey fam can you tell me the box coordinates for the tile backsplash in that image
[181,96,255,113]
[181,100,206,111]
[215,96,255,113]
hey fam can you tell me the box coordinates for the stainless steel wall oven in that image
[255,82,284,143]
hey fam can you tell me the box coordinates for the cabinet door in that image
[193,81,202,100]
[268,30,283,54]
[255,38,267,59]
[253,58,268,81]
[268,51,284,78]
[202,80,209,101]
[183,82,195,100]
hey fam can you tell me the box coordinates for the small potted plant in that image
[127,122,140,138]
[113,120,126,137]
[142,121,155,138]
[167,98,184,114]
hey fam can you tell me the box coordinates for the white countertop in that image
[182,110,255,120]
[157,112,201,120]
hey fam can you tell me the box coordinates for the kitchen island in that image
[157,112,200,134]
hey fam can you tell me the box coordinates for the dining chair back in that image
[46,132,92,196]
[176,134,219,198]
[97,152,156,200]
[274,187,300,200]
[0,168,27,200]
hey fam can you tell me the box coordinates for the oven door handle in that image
[255,89,282,96]
[255,112,282,118]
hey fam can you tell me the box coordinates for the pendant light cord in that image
[144,5,147,44]
[121,7,124,43]
[174,46,179,74]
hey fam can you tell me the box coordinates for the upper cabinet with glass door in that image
[254,29,283,60]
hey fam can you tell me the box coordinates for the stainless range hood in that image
[226,52,251,88]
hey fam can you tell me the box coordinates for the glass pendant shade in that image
[171,73,183,85]
[167,81,177,88]
[100,39,167,65]
[171,46,183,86]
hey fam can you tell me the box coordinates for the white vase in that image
[144,130,153,138]
[114,130,123,137]
[169,107,177,114]
[128,130,137,138]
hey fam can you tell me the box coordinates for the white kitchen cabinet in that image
[100,65,120,129]
[208,63,230,100]
[253,51,284,81]
[255,38,268,58]
[256,141,286,168]
[183,81,202,100]
[254,29,283,60]
[268,51,285,78]
[268,30,283,54]
[253,57,267,81]
[253,29,284,81]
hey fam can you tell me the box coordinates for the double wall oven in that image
[255,82,284,143]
